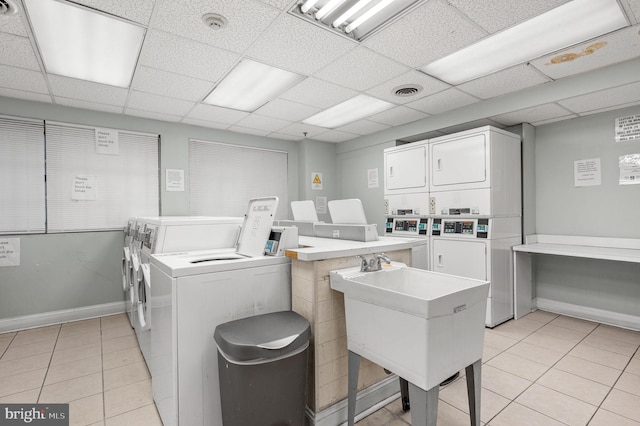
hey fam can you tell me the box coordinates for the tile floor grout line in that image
[37,324,62,404]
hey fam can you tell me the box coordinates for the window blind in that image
[189,139,288,219]
[45,122,159,232]
[0,115,46,234]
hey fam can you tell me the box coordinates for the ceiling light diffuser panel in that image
[204,60,305,112]
[293,0,425,41]
[24,0,145,88]
[303,94,394,128]
[421,0,628,85]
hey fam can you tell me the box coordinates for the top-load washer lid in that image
[328,199,368,224]
[291,200,318,221]
[236,196,280,258]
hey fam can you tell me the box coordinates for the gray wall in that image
[532,105,640,315]
[0,96,305,321]
[297,139,337,223]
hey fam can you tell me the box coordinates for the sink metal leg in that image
[399,378,410,411]
[408,381,439,426]
[465,360,482,426]
[347,351,361,426]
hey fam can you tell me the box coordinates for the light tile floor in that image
[357,310,640,426]
[0,313,161,426]
[1,311,639,426]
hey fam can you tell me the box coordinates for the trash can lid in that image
[214,311,311,362]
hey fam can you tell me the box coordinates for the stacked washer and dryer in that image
[384,126,522,327]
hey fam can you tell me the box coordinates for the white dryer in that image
[126,219,146,327]
[133,216,243,368]
[430,217,521,327]
[149,197,292,426]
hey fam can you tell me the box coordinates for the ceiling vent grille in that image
[393,84,423,97]
[0,0,19,15]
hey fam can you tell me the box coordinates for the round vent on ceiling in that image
[0,0,19,15]
[393,84,423,97]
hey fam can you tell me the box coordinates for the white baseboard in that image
[305,376,400,426]
[0,301,126,333]
[535,298,640,331]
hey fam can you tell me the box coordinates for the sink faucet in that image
[357,253,392,272]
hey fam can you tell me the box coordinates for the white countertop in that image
[286,236,427,262]
[513,234,640,263]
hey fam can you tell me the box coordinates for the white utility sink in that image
[330,264,489,391]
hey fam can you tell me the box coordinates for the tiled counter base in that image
[291,249,412,424]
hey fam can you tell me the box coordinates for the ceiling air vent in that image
[393,84,423,97]
[0,0,19,15]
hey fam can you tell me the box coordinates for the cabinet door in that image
[431,134,487,188]
[384,144,427,191]
[431,239,487,281]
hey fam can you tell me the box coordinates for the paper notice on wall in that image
[72,175,97,200]
[619,153,640,185]
[95,128,119,155]
[368,168,379,188]
[312,172,323,190]
[166,169,184,191]
[316,196,327,214]
[574,158,601,187]
[615,114,640,142]
[0,238,20,267]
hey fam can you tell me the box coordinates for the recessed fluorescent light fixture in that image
[303,94,394,128]
[23,0,145,88]
[292,0,425,41]
[421,0,628,85]
[204,60,305,112]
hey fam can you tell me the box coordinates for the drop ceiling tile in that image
[277,122,329,138]
[127,91,195,116]
[55,97,124,114]
[152,0,280,53]
[406,88,479,115]
[255,98,321,122]
[139,30,239,82]
[491,103,575,126]
[0,87,51,104]
[257,0,295,9]
[0,12,29,36]
[366,70,450,105]
[529,25,640,80]
[246,13,356,75]
[576,99,640,116]
[314,47,410,91]
[181,117,230,130]
[336,119,391,136]
[364,0,486,68]
[125,108,183,122]
[439,119,504,134]
[0,33,40,70]
[131,67,213,102]
[187,104,249,125]
[447,0,569,33]
[71,0,155,25]
[531,115,578,126]
[313,130,359,143]
[458,64,551,100]
[233,114,292,132]
[49,75,129,106]
[367,105,429,127]
[227,126,271,137]
[558,81,640,113]
[279,78,359,109]
[623,0,640,24]
[0,64,48,94]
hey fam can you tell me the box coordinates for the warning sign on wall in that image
[615,114,640,142]
[312,172,323,190]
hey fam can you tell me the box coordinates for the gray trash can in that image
[214,311,311,426]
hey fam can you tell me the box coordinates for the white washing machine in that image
[384,215,430,270]
[127,219,146,327]
[122,218,136,327]
[134,216,243,368]
[149,197,293,426]
[430,217,521,327]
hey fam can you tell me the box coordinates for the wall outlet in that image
[384,199,389,215]
[429,197,436,215]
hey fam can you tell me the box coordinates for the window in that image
[0,115,46,234]
[189,140,288,219]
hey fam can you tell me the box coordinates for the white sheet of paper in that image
[574,158,601,187]
[95,128,119,155]
[72,175,97,200]
[166,169,185,192]
[619,153,640,185]
[0,238,20,267]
